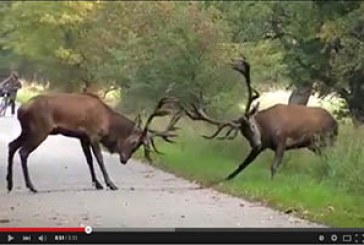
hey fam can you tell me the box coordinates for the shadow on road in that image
[6,185,203,195]
[116,186,202,192]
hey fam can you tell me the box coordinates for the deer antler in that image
[215,117,243,140]
[142,97,178,131]
[141,97,182,159]
[181,102,241,140]
[148,110,182,143]
[145,112,182,157]
[179,58,261,141]
[231,58,260,116]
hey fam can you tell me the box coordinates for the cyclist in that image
[0,71,22,115]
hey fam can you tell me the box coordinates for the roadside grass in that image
[145,119,364,227]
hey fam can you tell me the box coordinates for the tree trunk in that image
[339,71,364,127]
[288,83,313,105]
[346,91,364,127]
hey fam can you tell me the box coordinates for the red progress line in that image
[0,227,84,233]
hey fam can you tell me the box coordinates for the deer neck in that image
[248,116,262,149]
[101,113,136,153]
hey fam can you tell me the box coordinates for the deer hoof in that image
[6,175,13,192]
[7,182,13,192]
[29,187,38,193]
[94,182,103,190]
[108,183,118,191]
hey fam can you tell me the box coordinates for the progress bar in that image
[0,227,85,233]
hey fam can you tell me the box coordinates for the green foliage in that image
[0,1,287,114]
[0,1,98,89]
[0,1,364,117]
[208,1,275,42]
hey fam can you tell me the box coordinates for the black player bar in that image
[0,228,363,244]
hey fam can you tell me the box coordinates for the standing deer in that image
[182,59,338,181]
[7,93,181,193]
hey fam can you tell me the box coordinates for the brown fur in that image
[224,103,338,181]
[255,103,338,151]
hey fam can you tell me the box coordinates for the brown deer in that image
[7,93,181,193]
[182,59,338,181]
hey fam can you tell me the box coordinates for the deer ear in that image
[249,102,260,117]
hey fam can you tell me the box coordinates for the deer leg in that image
[270,142,286,180]
[19,133,48,193]
[308,133,328,156]
[308,145,322,156]
[7,133,26,192]
[224,148,262,181]
[80,139,103,190]
[9,95,16,115]
[90,142,118,190]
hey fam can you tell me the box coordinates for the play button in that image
[7,235,14,242]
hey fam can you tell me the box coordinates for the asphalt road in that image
[0,109,324,228]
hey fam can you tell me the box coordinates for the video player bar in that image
[0,227,84,233]
[0,228,363,244]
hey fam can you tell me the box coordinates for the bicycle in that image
[0,90,10,116]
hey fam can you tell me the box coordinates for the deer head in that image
[119,97,182,164]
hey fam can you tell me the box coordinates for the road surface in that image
[0,110,324,228]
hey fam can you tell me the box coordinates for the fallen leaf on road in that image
[0,219,10,223]
[130,187,135,191]
[239,203,245,207]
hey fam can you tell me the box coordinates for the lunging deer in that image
[7,93,181,192]
[182,59,338,181]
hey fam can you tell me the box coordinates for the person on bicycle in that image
[0,71,22,115]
